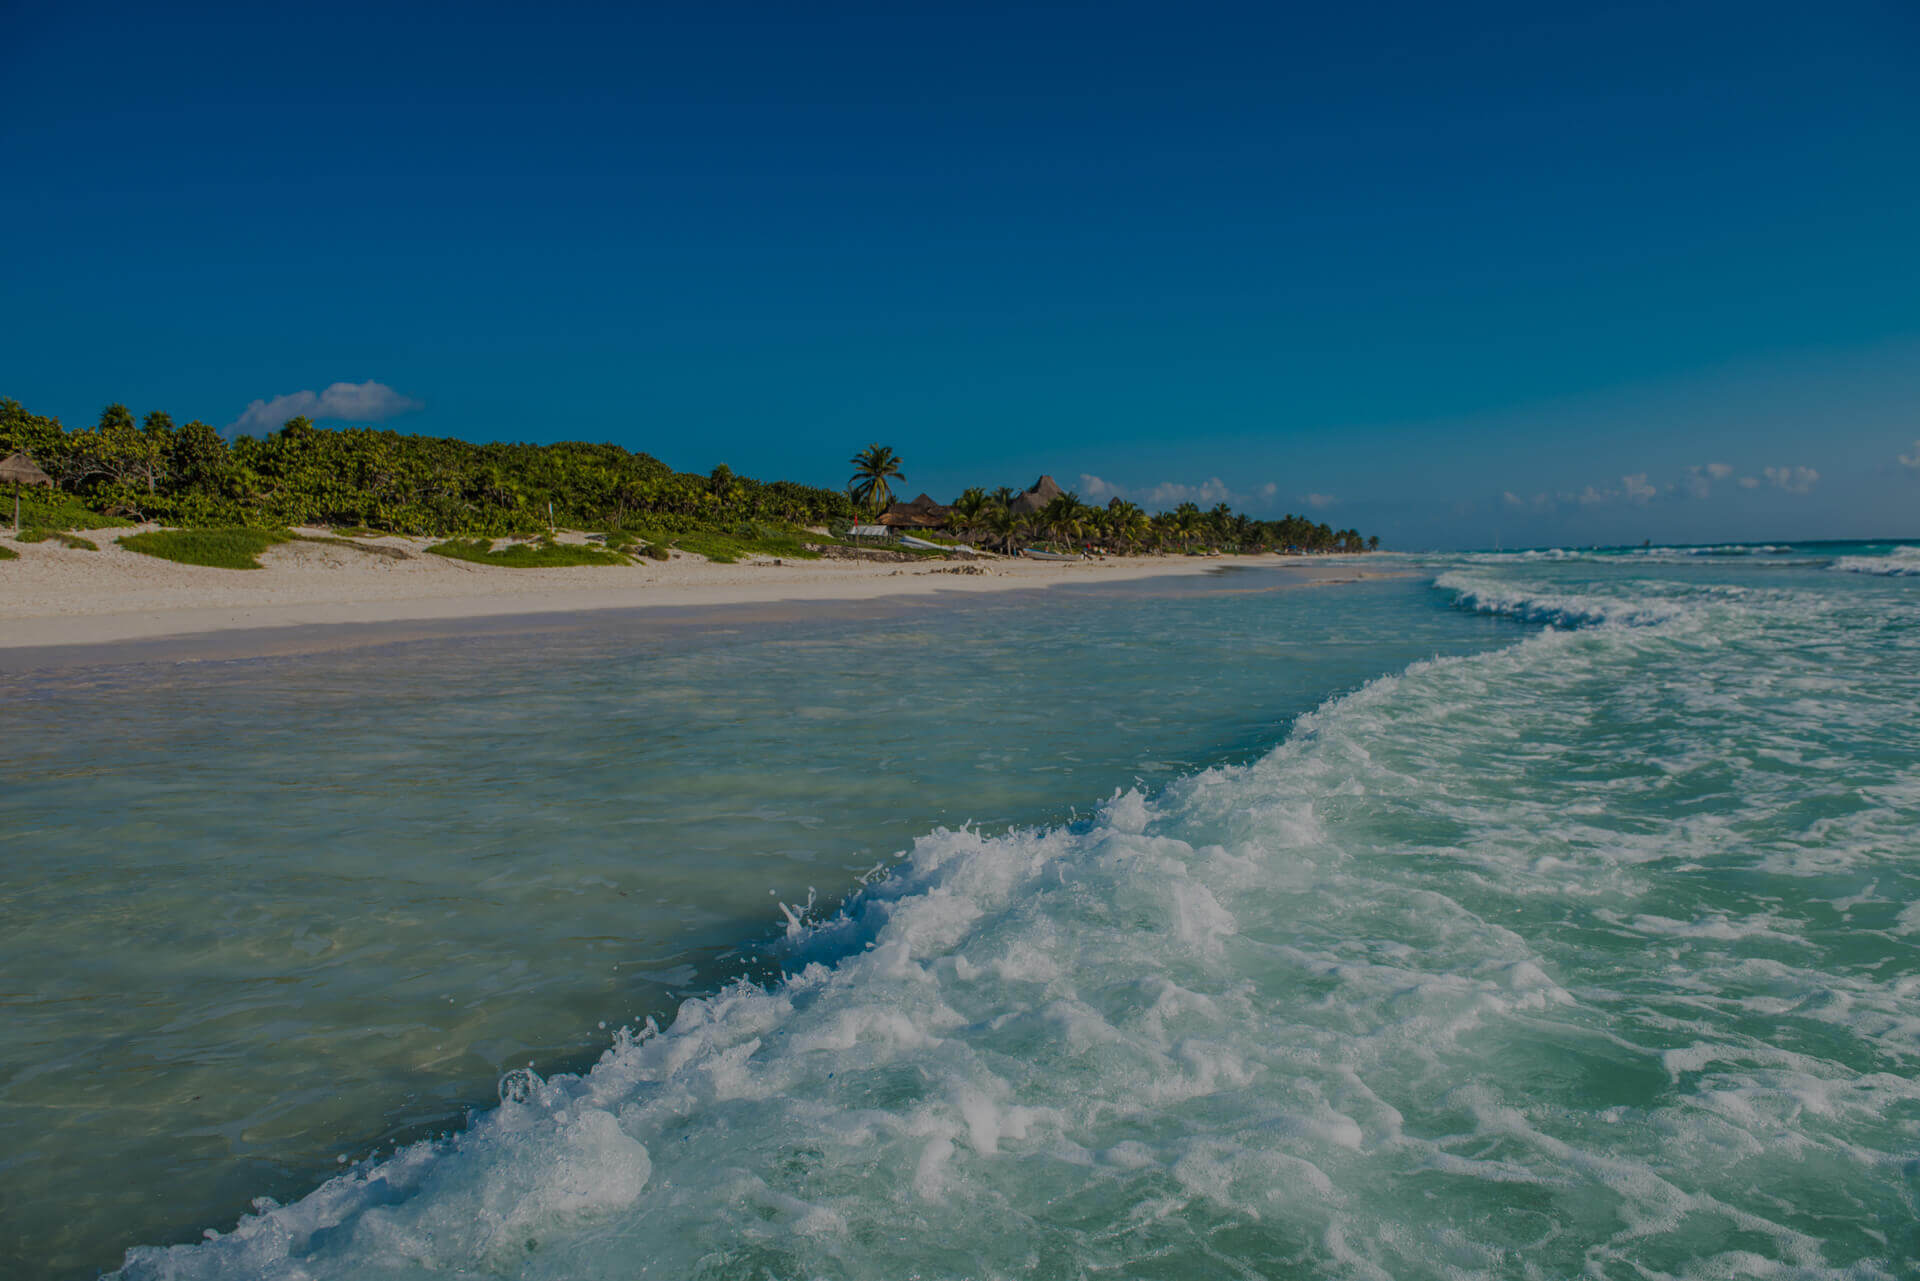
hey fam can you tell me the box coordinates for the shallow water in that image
[1,567,1508,1279]
[8,544,1920,1279]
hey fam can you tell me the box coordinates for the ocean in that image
[4,542,1917,1278]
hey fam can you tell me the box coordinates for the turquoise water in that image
[5,544,1919,1278]
[1,570,1508,1278]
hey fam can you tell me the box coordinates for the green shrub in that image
[424,538,630,568]
[0,544,15,560]
[118,527,293,569]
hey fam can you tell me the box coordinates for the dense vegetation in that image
[0,399,854,538]
[941,486,1376,555]
[2,398,1378,554]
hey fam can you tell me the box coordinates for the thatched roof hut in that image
[1009,474,1063,516]
[3,452,53,534]
[1,453,52,488]
[880,492,954,529]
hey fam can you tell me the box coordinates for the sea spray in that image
[117,556,1920,1278]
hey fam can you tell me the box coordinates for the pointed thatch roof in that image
[1009,474,1063,515]
[880,491,954,528]
[0,453,53,487]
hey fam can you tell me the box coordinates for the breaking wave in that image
[1831,545,1920,577]
[1433,570,1691,629]
[115,559,1920,1281]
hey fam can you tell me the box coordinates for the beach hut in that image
[1,452,53,534]
[1009,475,1064,516]
[880,493,954,530]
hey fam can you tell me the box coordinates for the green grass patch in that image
[117,527,292,569]
[294,534,411,560]
[13,492,134,532]
[630,523,837,564]
[0,543,15,560]
[16,528,98,549]
[425,538,630,568]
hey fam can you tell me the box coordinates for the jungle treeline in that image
[0,399,1376,553]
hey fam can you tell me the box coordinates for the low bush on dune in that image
[292,534,411,560]
[17,528,98,550]
[425,538,630,568]
[13,492,134,532]
[601,529,671,560]
[622,522,827,564]
[117,527,292,569]
[0,544,15,560]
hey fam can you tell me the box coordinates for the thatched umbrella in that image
[1,452,54,535]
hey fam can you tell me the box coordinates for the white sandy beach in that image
[0,526,1390,651]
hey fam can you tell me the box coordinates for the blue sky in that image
[3,0,1916,547]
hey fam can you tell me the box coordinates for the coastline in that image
[0,527,1395,659]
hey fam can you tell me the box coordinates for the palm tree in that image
[984,504,1027,554]
[847,444,904,515]
[950,486,991,534]
[1106,500,1148,553]
[1038,492,1089,549]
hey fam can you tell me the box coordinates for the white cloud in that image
[1738,475,1760,489]
[1622,473,1656,505]
[228,380,423,437]
[1573,485,1615,506]
[1303,492,1337,510]
[1900,441,1920,471]
[1762,464,1819,494]
[1503,490,1556,513]
[1076,474,1296,512]
[1681,462,1735,499]
[1143,477,1233,507]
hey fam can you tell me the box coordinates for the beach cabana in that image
[1,452,53,534]
[1009,475,1064,516]
[880,493,954,530]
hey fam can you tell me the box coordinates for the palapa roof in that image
[0,453,53,487]
[880,491,953,528]
[1009,474,1063,515]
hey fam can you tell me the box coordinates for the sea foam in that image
[117,557,1920,1280]
[1831,545,1920,577]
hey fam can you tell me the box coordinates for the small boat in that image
[1022,549,1083,562]
[899,535,986,557]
